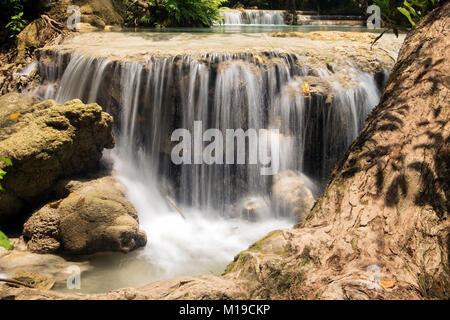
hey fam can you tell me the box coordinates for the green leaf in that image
[398,7,416,26]
[0,158,12,166]
[403,1,419,19]
[0,230,14,250]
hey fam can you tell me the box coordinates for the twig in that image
[0,278,36,288]
[165,196,186,220]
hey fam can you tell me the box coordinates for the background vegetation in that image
[123,0,226,27]
[0,1,445,44]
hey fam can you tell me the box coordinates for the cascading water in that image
[33,49,385,292]
[219,9,286,25]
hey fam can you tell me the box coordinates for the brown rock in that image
[0,94,115,222]
[24,176,147,255]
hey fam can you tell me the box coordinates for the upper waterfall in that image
[219,9,286,25]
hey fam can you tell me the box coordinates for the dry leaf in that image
[303,81,311,96]
[380,279,396,289]
[76,197,85,207]
[49,199,63,209]
[255,55,263,64]
[9,113,21,120]
[67,192,77,199]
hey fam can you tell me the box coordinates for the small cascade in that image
[219,9,286,25]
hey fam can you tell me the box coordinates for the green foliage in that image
[0,0,26,37]
[0,230,14,250]
[371,0,441,46]
[0,157,12,191]
[125,0,226,27]
[374,0,440,31]
[5,11,27,36]
[397,0,439,26]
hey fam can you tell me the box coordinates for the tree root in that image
[41,15,66,34]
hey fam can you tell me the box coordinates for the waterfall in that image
[219,9,286,25]
[33,50,385,284]
[35,50,384,212]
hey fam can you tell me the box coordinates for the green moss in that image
[224,252,251,274]
[313,291,322,300]
[281,245,292,258]
[418,269,450,300]
[266,261,306,295]
[248,230,282,252]
[351,238,358,251]
[347,238,359,261]
[303,198,323,222]
[299,246,312,266]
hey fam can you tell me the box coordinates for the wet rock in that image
[80,14,106,30]
[272,171,315,221]
[0,94,115,223]
[234,197,270,222]
[0,237,90,285]
[24,176,147,255]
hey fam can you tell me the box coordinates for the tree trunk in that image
[246,2,450,299]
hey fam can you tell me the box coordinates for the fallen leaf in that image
[303,81,311,96]
[67,192,77,199]
[48,199,63,209]
[255,55,264,64]
[380,279,396,289]
[9,113,21,120]
[76,197,85,207]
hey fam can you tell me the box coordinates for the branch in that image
[165,196,186,220]
[0,278,36,289]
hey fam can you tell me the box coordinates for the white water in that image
[219,10,285,25]
[34,49,385,292]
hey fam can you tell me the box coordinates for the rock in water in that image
[0,93,115,223]
[272,171,315,221]
[24,176,147,255]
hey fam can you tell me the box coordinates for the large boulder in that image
[75,0,125,26]
[0,93,114,222]
[42,0,125,26]
[23,176,147,255]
